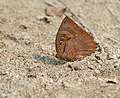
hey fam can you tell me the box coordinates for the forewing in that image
[55,16,97,61]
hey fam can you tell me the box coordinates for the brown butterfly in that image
[55,16,98,61]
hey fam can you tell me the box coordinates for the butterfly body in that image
[55,16,97,61]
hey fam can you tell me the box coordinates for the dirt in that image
[0,0,120,98]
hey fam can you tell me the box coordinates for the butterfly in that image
[55,16,98,61]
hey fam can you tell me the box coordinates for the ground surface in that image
[0,0,120,98]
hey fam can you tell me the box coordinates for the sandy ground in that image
[0,0,120,98]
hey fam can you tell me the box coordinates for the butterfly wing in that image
[55,16,97,61]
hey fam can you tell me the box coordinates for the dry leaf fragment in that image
[45,3,66,17]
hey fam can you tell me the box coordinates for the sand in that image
[0,0,120,98]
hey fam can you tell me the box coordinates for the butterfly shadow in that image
[33,54,66,65]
